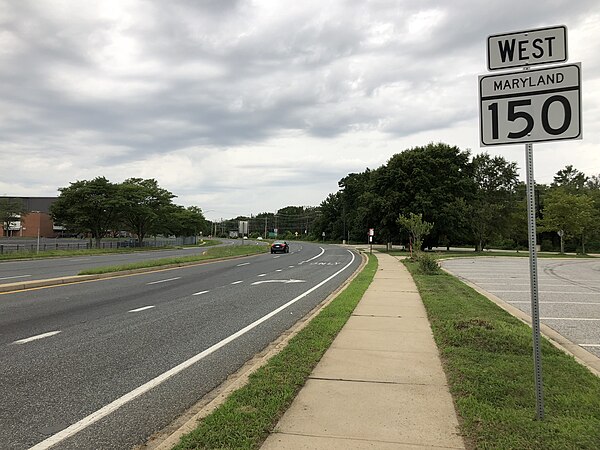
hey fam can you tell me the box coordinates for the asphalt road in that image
[441,257,600,359]
[0,242,361,449]
[0,239,257,283]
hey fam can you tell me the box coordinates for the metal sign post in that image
[479,24,582,421]
[525,142,544,420]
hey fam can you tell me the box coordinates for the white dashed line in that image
[236,262,250,267]
[146,277,181,285]
[13,331,62,345]
[257,274,267,277]
[192,290,210,296]
[288,265,295,268]
[129,306,155,313]
[231,280,243,285]
[0,274,32,281]
[273,255,281,259]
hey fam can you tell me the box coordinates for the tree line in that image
[309,142,600,253]
[49,177,210,248]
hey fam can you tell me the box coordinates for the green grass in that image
[78,244,266,275]
[172,253,377,450]
[404,260,600,450]
[0,239,222,261]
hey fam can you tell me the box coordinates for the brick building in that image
[0,197,59,238]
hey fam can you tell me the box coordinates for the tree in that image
[469,153,519,251]
[50,177,122,248]
[0,198,27,237]
[397,212,434,254]
[540,189,597,254]
[165,205,208,238]
[552,165,588,193]
[118,178,176,244]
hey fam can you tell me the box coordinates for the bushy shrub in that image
[417,253,440,275]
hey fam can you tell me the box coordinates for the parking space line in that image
[491,290,600,295]
[509,301,600,305]
[542,317,600,321]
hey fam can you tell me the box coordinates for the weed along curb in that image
[146,251,373,450]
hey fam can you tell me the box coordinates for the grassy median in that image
[172,253,376,450]
[78,244,265,275]
[405,259,600,450]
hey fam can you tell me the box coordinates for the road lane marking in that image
[236,262,250,267]
[257,274,267,277]
[13,331,61,345]
[0,274,32,281]
[275,269,283,272]
[68,258,92,262]
[580,344,600,348]
[129,306,155,313]
[288,265,295,268]
[303,247,325,263]
[28,249,357,450]
[192,290,210,296]
[231,280,243,285]
[146,277,181,285]
[252,279,306,285]
[273,255,281,259]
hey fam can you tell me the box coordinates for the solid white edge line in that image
[128,306,156,313]
[302,246,325,264]
[236,262,250,267]
[13,331,61,345]
[580,344,600,347]
[29,249,357,450]
[146,277,181,285]
[192,290,210,296]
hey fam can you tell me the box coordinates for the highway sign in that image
[487,25,567,71]
[479,63,581,146]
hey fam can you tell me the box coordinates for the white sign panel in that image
[479,63,581,146]
[487,25,567,71]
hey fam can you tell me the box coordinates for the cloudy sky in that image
[1,1,598,221]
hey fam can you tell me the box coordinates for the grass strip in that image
[172,253,377,450]
[78,244,265,275]
[404,259,600,450]
[0,239,222,261]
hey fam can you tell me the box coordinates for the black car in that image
[270,241,289,254]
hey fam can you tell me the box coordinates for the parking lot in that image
[441,257,600,359]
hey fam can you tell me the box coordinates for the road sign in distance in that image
[479,63,581,146]
[487,25,567,71]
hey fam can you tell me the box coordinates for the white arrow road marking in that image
[147,277,181,285]
[0,274,32,281]
[28,250,355,450]
[129,306,155,313]
[192,290,210,296]
[13,331,62,345]
[251,279,306,286]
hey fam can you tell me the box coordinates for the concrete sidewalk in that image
[261,251,465,449]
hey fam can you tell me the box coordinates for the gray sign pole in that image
[525,142,544,420]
